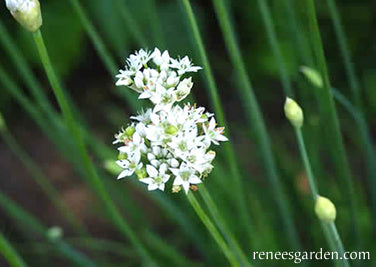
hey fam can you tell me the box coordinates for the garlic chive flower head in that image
[116,48,202,111]
[284,97,304,129]
[315,196,337,222]
[113,48,227,194]
[5,0,42,32]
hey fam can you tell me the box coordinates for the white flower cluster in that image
[114,48,228,194]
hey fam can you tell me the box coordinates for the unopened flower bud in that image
[284,97,304,129]
[300,66,323,88]
[46,226,63,241]
[125,126,135,138]
[315,196,336,222]
[165,125,178,135]
[175,77,193,102]
[5,0,42,32]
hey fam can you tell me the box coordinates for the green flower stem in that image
[212,0,301,250]
[180,0,256,247]
[256,0,293,97]
[293,127,349,267]
[68,0,139,111]
[0,232,27,267]
[0,19,53,115]
[198,185,251,267]
[186,192,239,266]
[305,0,360,244]
[0,122,87,235]
[295,130,319,198]
[32,30,154,264]
[327,0,376,230]
[0,191,95,266]
[327,222,350,267]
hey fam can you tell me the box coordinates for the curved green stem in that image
[180,0,255,247]
[0,232,27,267]
[187,193,239,266]
[32,30,154,264]
[212,0,301,250]
[304,0,360,245]
[295,129,319,198]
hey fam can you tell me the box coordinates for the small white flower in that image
[118,132,147,155]
[203,118,228,145]
[170,56,202,75]
[115,70,133,87]
[130,109,152,123]
[150,84,176,112]
[170,163,202,194]
[140,164,170,191]
[116,152,143,179]
[175,77,193,102]
[135,49,152,66]
[152,48,170,70]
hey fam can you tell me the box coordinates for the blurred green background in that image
[0,0,375,266]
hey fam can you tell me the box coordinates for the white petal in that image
[182,182,190,194]
[139,91,151,99]
[116,160,129,168]
[173,176,183,186]
[146,165,158,178]
[148,184,159,191]
[189,176,202,184]
[158,184,165,191]
[117,170,132,179]
[216,135,228,142]
[209,118,216,130]
[140,178,154,185]
[170,168,180,177]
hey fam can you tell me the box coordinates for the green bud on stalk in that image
[284,97,304,129]
[5,0,42,32]
[300,66,323,88]
[315,196,337,222]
